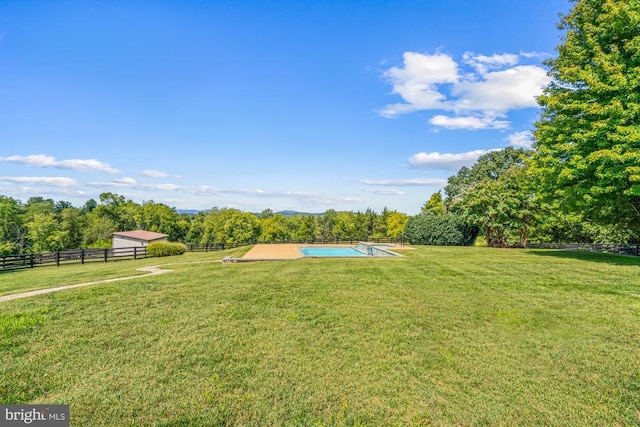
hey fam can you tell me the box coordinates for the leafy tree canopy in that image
[421,191,446,216]
[444,147,529,207]
[532,0,640,237]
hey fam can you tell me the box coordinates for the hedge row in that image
[404,214,478,246]
[147,242,187,257]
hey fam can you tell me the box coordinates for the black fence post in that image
[81,249,85,265]
[56,251,60,267]
[134,247,137,260]
[104,248,108,262]
[30,253,34,268]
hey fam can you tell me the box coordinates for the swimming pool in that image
[299,244,400,257]
[299,246,367,257]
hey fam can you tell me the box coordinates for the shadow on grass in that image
[0,268,26,276]
[525,248,640,267]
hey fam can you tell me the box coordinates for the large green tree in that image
[135,201,183,240]
[446,148,536,247]
[0,196,25,254]
[83,214,116,248]
[455,166,537,247]
[258,214,292,242]
[421,191,446,216]
[25,212,67,253]
[444,147,528,208]
[385,211,409,239]
[317,209,337,241]
[533,0,640,238]
[332,211,358,241]
[200,208,260,244]
[59,207,86,249]
[292,214,317,241]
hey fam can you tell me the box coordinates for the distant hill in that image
[276,210,322,217]
[176,209,321,216]
[176,209,200,215]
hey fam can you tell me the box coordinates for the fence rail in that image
[527,242,640,256]
[184,242,245,252]
[0,247,148,271]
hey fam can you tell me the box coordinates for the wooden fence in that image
[184,242,245,252]
[0,247,147,271]
[527,242,640,257]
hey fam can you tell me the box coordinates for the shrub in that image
[404,214,478,246]
[147,241,187,257]
[0,241,17,256]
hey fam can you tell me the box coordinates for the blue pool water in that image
[300,247,366,257]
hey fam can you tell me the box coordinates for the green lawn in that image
[0,247,251,297]
[1,246,639,425]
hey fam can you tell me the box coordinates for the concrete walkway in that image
[0,265,174,303]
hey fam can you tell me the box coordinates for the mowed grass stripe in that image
[1,246,639,425]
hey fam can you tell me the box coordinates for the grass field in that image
[0,247,251,297]
[1,246,639,425]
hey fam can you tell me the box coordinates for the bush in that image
[147,241,187,257]
[0,241,17,256]
[404,214,478,246]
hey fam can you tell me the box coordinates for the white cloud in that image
[115,177,137,185]
[270,190,314,199]
[0,154,120,173]
[452,65,550,113]
[0,176,79,187]
[520,50,551,59]
[379,51,459,117]
[360,178,447,186]
[189,186,361,206]
[264,191,361,205]
[407,149,495,170]
[429,114,509,130]
[192,185,223,195]
[89,181,133,188]
[463,52,519,75]
[90,178,184,192]
[379,51,550,130]
[506,130,533,148]
[141,169,168,178]
[145,183,182,191]
[363,188,405,195]
[0,185,87,199]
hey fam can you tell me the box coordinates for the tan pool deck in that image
[240,243,411,260]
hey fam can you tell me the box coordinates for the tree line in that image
[0,192,409,256]
[409,0,640,247]
[411,147,635,248]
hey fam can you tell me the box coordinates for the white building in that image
[112,230,169,249]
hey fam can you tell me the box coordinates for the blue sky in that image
[0,0,571,214]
